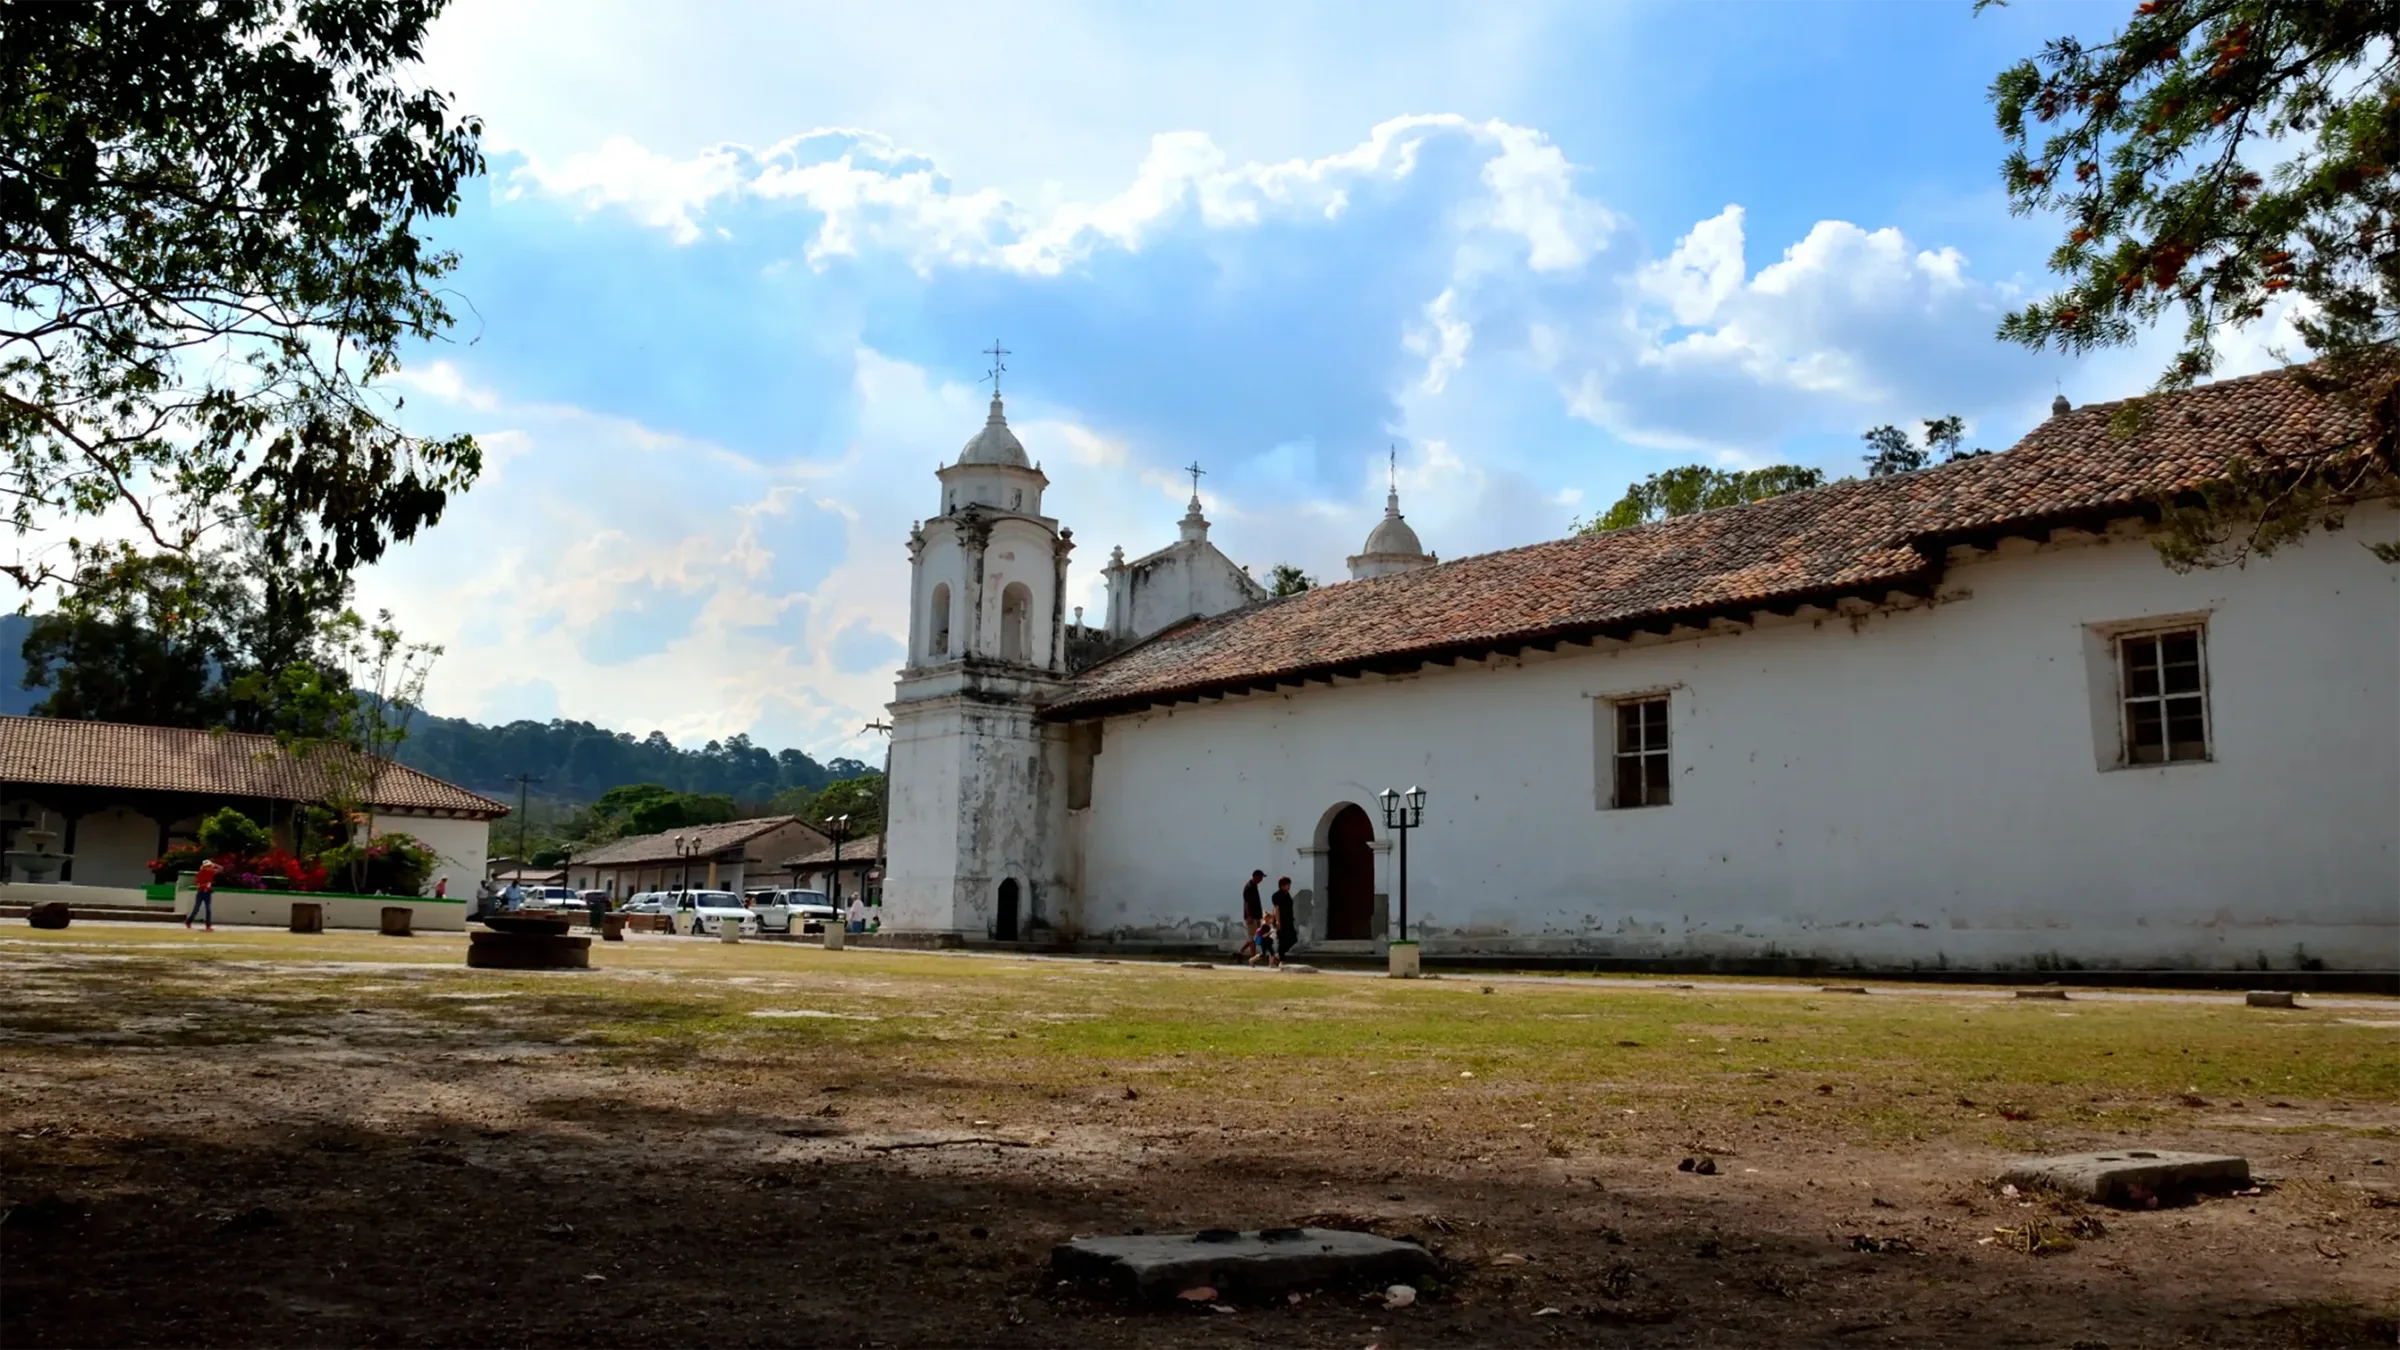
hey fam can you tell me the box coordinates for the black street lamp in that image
[1376,785,1426,942]
[674,833,699,893]
[825,814,851,911]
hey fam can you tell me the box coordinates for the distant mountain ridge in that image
[0,613,857,806]
[393,709,869,807]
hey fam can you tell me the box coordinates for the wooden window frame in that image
[1608,693,1672,809]
[2114,624,2211,766]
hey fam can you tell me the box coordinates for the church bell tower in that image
[882,347,1076,941]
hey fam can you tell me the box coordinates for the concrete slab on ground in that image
[1998,1150,2249,1206]
[1052,1227,1439,1300]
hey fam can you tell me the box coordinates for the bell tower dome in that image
[1347,451,1436,581]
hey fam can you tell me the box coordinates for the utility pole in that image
[506,773,544,879]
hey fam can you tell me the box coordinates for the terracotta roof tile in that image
[573,815,825,867]
[0,715,509,816]
[1051,367,2365,717]
[782,832,882,868]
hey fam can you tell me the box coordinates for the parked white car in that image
[518,885,581,913]
[744,888,834,934]
[671,889,759,937]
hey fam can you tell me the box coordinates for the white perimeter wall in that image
[1075,515,2400,971]
[374,814,490,901]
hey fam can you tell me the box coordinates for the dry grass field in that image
[2,925,2395,1347]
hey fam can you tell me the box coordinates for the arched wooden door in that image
[1325,805,1375,939]
[996,878,1020,942]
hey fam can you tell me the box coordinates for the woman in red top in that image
[185,859,218,931]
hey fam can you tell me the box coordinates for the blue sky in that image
[355,0,2284,758]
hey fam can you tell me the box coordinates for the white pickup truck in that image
[744,888,835,935]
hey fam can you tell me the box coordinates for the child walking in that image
[1247,913,1281,968]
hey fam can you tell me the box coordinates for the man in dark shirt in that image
[1240,870,1265,957]
[1271,877,1297,957]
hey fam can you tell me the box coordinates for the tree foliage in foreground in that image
[1577,464,1828,534]
[1989,0,2400,566]
[0,0,486,590]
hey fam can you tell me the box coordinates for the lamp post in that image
[1375,785,1426,943]
[825,814,851,912]
[674,833,697,893]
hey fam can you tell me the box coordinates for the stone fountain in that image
[4,817,71,884]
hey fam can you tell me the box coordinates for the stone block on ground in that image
[379,906,412,937]
[601,913,627,942]
[1998,1150,2249,1207]
[2015,988,2068,1000]
[2245,990,2299,1008]
[465,930,592,970]
[1052,1227,1439,1301]
[26,901,69,930]
[289,901,324,934]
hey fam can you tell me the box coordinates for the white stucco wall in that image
[1071,514,2400,971]
[68,805,158,888]
[1105,537,1267,641]
[373,813,491,901]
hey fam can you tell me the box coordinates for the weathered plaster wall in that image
[1073,514,2400,970]
[1106,539,1266,641]
[885,672,1073,938]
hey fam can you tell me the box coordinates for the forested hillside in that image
[0,612,863,808]
[392,712,872,807]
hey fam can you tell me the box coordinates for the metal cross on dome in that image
[1184,461,1206,496]
[982,340,1011,396]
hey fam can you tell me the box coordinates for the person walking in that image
[1272,876,1297,959]
[847,894,867,933]
[473,877,496,919]
[1247,912,1280,968]
[1239,869,1265,958]
[185,857,218,931]
[501,879,525,912]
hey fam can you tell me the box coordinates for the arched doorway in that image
[1324,804,1375,940]
[996,878,1020,942]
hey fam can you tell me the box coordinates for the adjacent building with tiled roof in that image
[565,815,828,899]
[779,831,883,907]
[0,714,506,897]
[881,367,2398,973]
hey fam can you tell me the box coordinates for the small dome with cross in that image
[957,394,1029,467]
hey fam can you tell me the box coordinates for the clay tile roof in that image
[781,832,882,868]
[1050,366,2367,719]
[0,715,510,817]
[573,815,822,867]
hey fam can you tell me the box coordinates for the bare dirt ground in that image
[1,926,2395,1348]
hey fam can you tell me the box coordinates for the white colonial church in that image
[885,371,2398,973]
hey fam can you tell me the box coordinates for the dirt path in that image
[2,933,2393,1347]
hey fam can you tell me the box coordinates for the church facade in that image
[885,371,2399,972]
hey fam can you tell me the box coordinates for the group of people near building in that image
[1239,869,1297,968]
